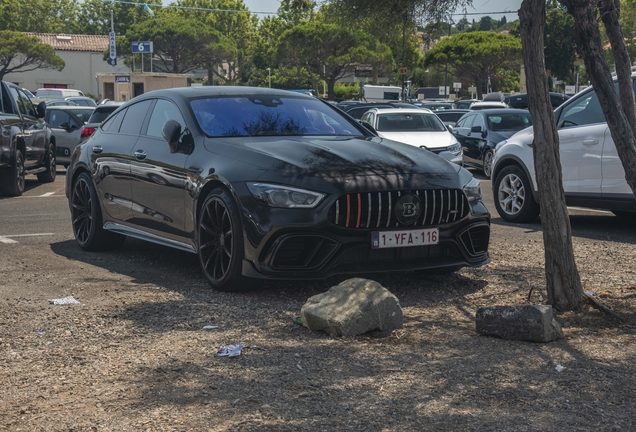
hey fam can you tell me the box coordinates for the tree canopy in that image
[423,31,522,97]
[277,21,391,100]
[115,12,234,75]
[0,30,65,80]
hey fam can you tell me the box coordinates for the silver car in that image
[44,106,95,167]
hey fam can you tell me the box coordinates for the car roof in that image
[47,105,94,111]
[470,108,529,114]
[370,108,438,114]
[435,109,470,115]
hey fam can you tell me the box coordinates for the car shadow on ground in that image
[50,237,489,333]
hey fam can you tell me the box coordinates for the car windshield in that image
[69,109,93,124]
[376,113,447,132]
[190,95,362,137]
[487,113,533,131]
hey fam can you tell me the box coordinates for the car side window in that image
[11,88,36,117]
[102,108,126,133]
[146,99,185,138]
[472,115,485,130]
[48,110,71,129]
[558,91,604,128]
[461,115,475,129]
[119,100,153,135]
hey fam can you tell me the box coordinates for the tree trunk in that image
[519,0,582,311]
[327,79,336,101]
[559,0,636,198]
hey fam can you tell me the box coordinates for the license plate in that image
[372,228,439,249]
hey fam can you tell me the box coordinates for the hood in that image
[205,135,462,190]
[378,131,456,150]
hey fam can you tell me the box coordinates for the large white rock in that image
[300,278,403,337]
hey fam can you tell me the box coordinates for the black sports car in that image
[66,87,490,291]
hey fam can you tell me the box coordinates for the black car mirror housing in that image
[36,101,46,118]
[470,125,482,133]
[162,120,182,153]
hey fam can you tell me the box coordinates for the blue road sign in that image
[132,42,153,53]
[108,58,117,66]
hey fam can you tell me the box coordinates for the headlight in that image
[446,142,462,156]
[247,183,325,208]
[463,177,482,203]
[494,140,508,153]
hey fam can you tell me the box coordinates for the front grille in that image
[328,189,469,229]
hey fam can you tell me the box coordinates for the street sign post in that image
[132,41,154,73]
[108,31,117,67]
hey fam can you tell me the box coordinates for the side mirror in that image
[470,125,482,133]
[59,122,70,130]
[36,101,46,118]
[162,119,182,153]
[446,124,453,133]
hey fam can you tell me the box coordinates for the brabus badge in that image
[395,194,421,226]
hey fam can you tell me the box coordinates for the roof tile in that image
[24,33,109,52]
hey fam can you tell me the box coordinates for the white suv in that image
[490,82,636,222]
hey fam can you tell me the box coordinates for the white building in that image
[4,33,130,98]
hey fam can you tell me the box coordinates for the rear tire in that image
[493,164,540,223]
[198,188,262,292]
[71,172,125,251]
[1,150,25,196]
[37,146,56,183]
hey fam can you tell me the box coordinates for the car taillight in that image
[80,127,96,139]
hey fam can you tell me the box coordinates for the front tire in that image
[493,165,540,223]
[483,149,494,178]
[37,146,56,183]
[198,188,261,292]
[71,172,125,251]
[1,150,25,196]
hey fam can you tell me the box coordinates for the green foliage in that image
[620,0,636,61]
[119,12,235,74]
[423,31,522,97]
[76,0,161,35]
[332,82,359,101]
[0,0,80,33]
[277,21,391,100]
[0,30,65,80]
[544,5,576,80]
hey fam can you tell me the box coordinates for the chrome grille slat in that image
[366,193,372,228]
[330,189,469,229]
[376,192,381,228]
[386,192,392,228]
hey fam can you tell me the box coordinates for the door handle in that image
[92,145,103,154]
[134,150,147,160]
[583,139,599,145]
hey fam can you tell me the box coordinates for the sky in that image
[241,0,524,22]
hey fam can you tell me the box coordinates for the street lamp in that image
[266,67,271,88]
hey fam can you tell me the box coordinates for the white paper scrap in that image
[48,296,80,305]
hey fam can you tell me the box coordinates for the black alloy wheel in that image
[198,188,260,292]
[37,146,56,183]
[71,172,125,251]
[1,150,25,196]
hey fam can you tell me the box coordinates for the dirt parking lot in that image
[1,175,635,431]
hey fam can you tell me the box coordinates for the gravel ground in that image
[1,213,635,431]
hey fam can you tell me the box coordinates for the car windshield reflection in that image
[190,96,363,137]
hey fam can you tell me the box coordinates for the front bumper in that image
[236,185,490,280]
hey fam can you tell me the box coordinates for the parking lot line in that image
[0,233,54,244]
